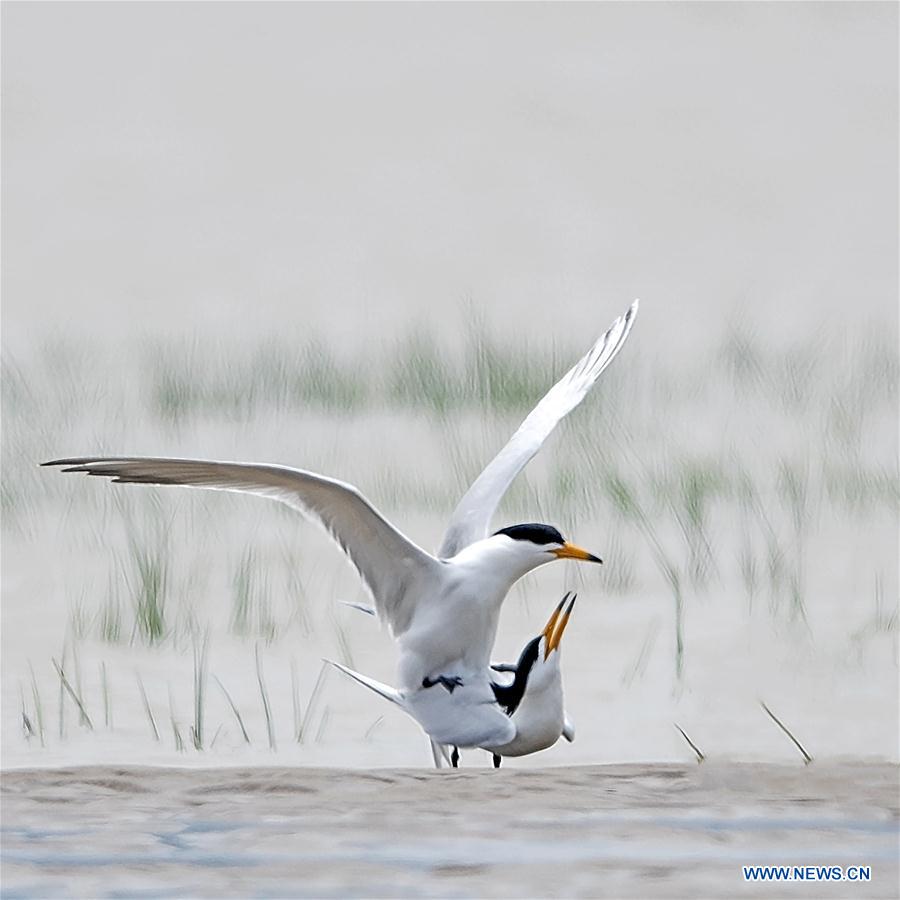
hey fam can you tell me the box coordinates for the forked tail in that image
[326,660,405,708]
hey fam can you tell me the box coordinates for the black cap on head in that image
[492,523,565,546]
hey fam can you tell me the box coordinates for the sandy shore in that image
[2,762,897,898]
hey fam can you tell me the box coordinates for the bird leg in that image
[421,675,464,694]
[451,746,460,768]
[492,754,502,769]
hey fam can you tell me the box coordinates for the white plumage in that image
[331,593,580,764]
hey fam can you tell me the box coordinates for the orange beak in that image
[552,542,603,564]
[543,592,577,660]
[541,594,568,644]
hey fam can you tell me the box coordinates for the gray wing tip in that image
[42,458,112,474]
[40,459,178,485]
[41,456,126,469]
[580,299,639,375]
[610,299,639,348]
[620,298,639,328]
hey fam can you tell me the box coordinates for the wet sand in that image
[2,762,897,898]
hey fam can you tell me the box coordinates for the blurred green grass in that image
[3,318,898,682]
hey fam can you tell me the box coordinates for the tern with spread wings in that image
[43,301,637,702]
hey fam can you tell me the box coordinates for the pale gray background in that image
[3,2,897,351]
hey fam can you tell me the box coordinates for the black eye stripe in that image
[492,523,565,546]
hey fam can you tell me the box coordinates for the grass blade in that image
[314,706,331,744]
[28,662,45,748]
[291,658,302,742]
[255,645,276,751]
[100,662,112,729]
[191,629,210,750]
[57,643,67,739]
[169,685,184,752]
[135,671,160,742]
[213,674,251,744]
[70,640,89,727]
[52,658,93,730]
[674,723,705,763]
[297,662,329,744]
[209,723,225,749]
[760,701,813,765]
[20,683,35,740]
[363,715,384,742]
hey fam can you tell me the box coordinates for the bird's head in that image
[515,592,577,694]
[492,593,577,708]
[489,523,602,574]
[452,523,601,587]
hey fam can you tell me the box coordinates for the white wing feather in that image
[437,300,638,558]
[42,457,440,634]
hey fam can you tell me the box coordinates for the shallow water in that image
[2,763,898,898]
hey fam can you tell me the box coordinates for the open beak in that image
[545,593,577,660]
[541,594,569,645]
[552,542,603,564]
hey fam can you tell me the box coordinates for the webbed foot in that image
[421,675,464,694]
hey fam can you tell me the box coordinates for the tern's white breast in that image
[394,560,514,690]
[490,669,566,757]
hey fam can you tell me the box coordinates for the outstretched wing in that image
[42,457,441,634]
[437,300,639,558]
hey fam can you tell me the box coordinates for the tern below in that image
[42,301,637,697]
